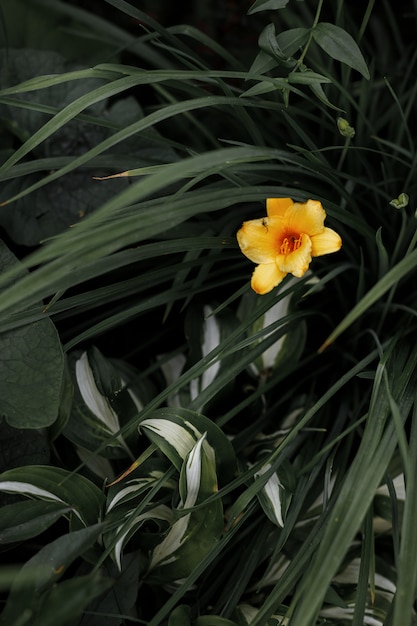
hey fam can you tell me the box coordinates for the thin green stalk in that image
[358,0,376,41]
[294,0,324,71]
[384,78,414,155]
[336,135,352,172]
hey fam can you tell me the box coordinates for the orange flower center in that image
[279,233,302,255]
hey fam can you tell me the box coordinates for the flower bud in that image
[337,117,355,139]
[337,117,355,138]
[389,192,409,209]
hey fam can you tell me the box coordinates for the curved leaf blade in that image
[0,466,104,527]
[313,22,370,79]
[0,501,72,544]
[248,0,290,14]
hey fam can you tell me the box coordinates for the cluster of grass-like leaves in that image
[1,0,417,624]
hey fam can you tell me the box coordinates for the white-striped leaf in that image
[147,434,223,582]
[254,461,294,528]
[112,504,173,571]
[0,466,103,526]
[139,407,236,483]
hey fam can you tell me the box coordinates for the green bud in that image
[389,192,409,209]
[337,117,355,139]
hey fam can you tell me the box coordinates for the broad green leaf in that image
[78,554,140,626]
[10,0,172,69]
[0,0,117,62]
[48,357,74,442]
[0,170,129,247]
[0,317,63,428]
[32,574,113,626]
[0,465,104,526]
[0,52,118,249]
[248,0,290,14]
[0,501,72,544]
[0,72,141,178]
[312,23,370,79]
[0,241,64,428]
[168,605,192,626]
[0,422,50,483]
[0,524,105,626]
[0,50,106,138]
[0,52,175,245]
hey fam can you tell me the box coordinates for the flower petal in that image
[311,227,342,257]
[276,233,312,277]
[251,263,287,294]
[267,197,294,217]
[237,218,278,264]
[285,199,326,237]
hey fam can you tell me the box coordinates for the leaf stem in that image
[294,0,324,70]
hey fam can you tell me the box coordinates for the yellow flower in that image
[237,198,342,294]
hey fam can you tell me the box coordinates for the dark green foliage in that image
[0,1,417,624]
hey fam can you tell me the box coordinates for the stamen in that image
[280,234,302,255]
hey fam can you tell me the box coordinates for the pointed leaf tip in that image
[312,23,370,79]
